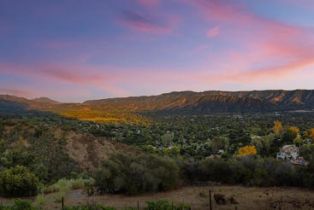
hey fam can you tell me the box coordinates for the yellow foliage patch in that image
[309,128,314,140]
[237,145,257,156]
[287,126,300,135]
[273,120,283,136]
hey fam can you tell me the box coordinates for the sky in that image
[1,0,314,102]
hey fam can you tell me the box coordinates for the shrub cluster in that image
[182,157,305,187]
[0,166,39,197]
[94,153,180,195]
[0,200,34,210]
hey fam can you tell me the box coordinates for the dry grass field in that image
[2,185,313,210]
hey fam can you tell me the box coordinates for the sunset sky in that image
[1,0,314,102]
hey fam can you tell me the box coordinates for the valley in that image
[0,91,314,209]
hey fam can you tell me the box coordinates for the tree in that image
[308,128,314,141]
[282,126,300,144]
[251,135,274,156]
[163,145,180,156]
[273,120,283,137]
[161,132,174,146]
[0,166,39,197]
[300,144,314,162]
[237,145,257,157]
[293,134,303,146]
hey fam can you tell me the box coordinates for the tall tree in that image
[273,120,283,137]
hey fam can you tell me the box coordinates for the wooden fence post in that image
[278,196,282,210]
[137,200,140,210]
[61,196,64,210]
[209,189,213,210]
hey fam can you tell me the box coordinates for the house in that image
[276,145,299,160]
[276,145,308,166]
[218,149,225,155]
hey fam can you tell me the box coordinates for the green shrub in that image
[33,194,46,209]
[0,200,34,210]
[94,153,180,195]
[146,200,191,210]
[0,166,39,197]
[42,178,94,194]
[11,200,34,210]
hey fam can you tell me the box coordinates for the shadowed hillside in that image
[84,90,314,113]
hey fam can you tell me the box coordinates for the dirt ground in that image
[1,186,314,210]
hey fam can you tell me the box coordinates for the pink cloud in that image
[206,26,220,38]
[1,59,313,101]
[119,10,178,35]
[0,63,130,97]
[189,0,303,34]
[187,0,314,83]
[219,58,314,84]
[0,88,34,98]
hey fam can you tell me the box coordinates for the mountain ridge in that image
[32,97,60,104]
[1,90,314,122]
[82,89,314,112]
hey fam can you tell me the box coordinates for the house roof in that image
[281,145,299,154]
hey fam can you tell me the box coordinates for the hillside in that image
[1,92,314,207]
[84,90,314,113]
[0,116,140,180]
[1,90,314,122]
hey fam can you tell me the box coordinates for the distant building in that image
[276,145,308,166]
[218,149,225,155]
[276,145,299,160]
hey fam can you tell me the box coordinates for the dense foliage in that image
[1,111,314,198]
[0,200,35,210]
[182,157,304,187]
[0,116,80,184]
[94,153,180,195]
[0,166,39,197]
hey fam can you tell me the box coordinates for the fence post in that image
[209,189,213,210]
[137,200,140,210]
[278,196,282,210]
[61,196,64,210]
